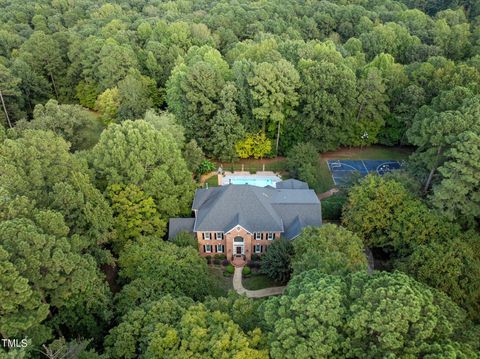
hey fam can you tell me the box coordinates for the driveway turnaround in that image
[233,266,286,298]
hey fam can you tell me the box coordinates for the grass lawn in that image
[205,175,219,187]
[208,266,233,297]
[243,274,283,290]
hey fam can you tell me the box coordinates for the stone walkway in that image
[317,187,340,200]
[233,266,286,298]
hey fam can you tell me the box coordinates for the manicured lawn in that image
[208,266,233,297]
[205,175,219,187]
[243,274,283,290]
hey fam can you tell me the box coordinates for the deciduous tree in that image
[292,225,368,276]
[89,120,195,219]
[236,132,272,159]
[262,270,478,358]
[115,239,212,313]
[0,130,113,250]
[107,183,165,253]
[16,100,103,151]
[248,60,299,155]
[105,296,267,359]
[431,131,480,227]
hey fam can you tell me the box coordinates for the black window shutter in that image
[203,245,205,252]
[202,233,205,240]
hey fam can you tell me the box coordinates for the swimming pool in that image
[222,174,281,187]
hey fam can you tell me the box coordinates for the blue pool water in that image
[225,177,276,187]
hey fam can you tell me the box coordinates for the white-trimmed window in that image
[254,244,262,253]
[254,232,262,240]
[204,244,212,253]
[216,244,224,253]
[203,232,211,240]
[215,232,224,240]
[267,232,274,240]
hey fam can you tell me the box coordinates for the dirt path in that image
[233,266,285,298]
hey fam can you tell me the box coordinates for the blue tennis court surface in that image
[327,160,404,185]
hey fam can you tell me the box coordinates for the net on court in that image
[327,159,404,185]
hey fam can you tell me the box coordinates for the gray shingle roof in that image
[192,183,322,239]
[275,179,309,189]
[168,218,195,239]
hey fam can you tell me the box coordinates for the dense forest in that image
[1,0,480,357]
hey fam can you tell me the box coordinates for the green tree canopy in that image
[115,239,212,314]
[395,230,480,321]
[107,183,165,254]
[431,131,480,227]
[0,210,112,346]
[0,130,113,251]
[342,175,456,256]
[105,295,267,359]
[260,238,294,283]
[292,225,368,276]
[262,270,479,359]
[183,139,205,173]
[166,45,231,153]
[286,142,320,188]
[295,58,357,152]
[16,99,103,151]
[210,82,245,162]
[248,59,299,154]
[407,93,480,192]
[88,120,195,219]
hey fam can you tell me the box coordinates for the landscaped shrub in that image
[222,259,229,266]
[247,260,261,269]
[226,264,234,274]
[213,258,221,265]
[205,255,212,265]
[197,159,216,175]
[242,266,251,276]
[251,254,261,261]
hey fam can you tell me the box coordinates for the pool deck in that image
[221,171,281,187]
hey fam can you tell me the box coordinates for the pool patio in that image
[219,171,282,187]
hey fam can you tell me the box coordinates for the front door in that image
[235,246,242,255]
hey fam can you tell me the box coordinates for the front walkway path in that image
[233,266,286,298]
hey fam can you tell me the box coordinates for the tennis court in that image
[327,160,404,185]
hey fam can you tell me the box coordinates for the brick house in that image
[168,179,322,262]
